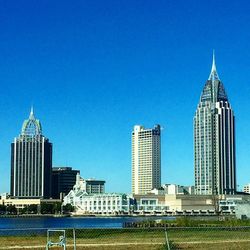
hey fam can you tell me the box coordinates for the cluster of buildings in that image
[1,53,250,217]
[10,108,76,200]
[1,108,106,210]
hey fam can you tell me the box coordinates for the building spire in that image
[212,50,216,72]
[22,106,42,136]
[208,50,220,81]
[29,106,35,120]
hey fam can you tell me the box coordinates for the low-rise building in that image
[0,197,61,211]
[165,194,217,212]
[162,184,195,195]
[243,184,250,194]
[64,192,132,214]
[0,198,41,210]
[134,194,215,213]
[133,194,167,212]
[63,174,132,214]
[132,193,250,215]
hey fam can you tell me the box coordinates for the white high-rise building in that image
[132,125,161,195]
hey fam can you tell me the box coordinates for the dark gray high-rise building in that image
[10,108,52,198]
[194,53,236,195]
[51,167,80,199]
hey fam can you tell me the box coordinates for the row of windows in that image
[81,206,119,210]
[80,200,120,205]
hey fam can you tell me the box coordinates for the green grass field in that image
[0,227,250,249]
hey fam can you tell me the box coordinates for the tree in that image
[63,204,74,213]
[52,202,62,214]
[41,202,62,214]
[0,204,6,214]
[41,203,53,214]
[27,204,38,214]
[20,205,28,214]
[6,205,17,214]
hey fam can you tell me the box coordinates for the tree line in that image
[0,203,74,215]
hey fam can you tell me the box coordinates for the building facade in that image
[63,174,130,214]
[10,108,52,199]
[243,184,250,194]
[194,53,236,195]
[65,173,105,197]
[72,173,105,194]
[64,192,132,214]
[85,179,105,194]
[132,125,161,195]
[0,197,61,212]
[133,194,248,214]
[133,194,168,212]
[162,184,195,195]
[52,167,80,199]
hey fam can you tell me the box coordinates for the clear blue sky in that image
[0,0,250,194]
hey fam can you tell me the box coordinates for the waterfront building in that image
[52,167,80,199]
[133,193,249,214]
[133,193,216,213]
[0,197,61,211]
[194,53,236,195]
[10,108,52,199]
[133,194,168,212]
[243,184,250,194]
[132,125,161,195]
[63,192,132,214]
[63,174,131,214]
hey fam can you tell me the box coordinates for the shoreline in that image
[0,213,234,220]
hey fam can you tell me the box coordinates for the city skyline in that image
[1,1,250,194]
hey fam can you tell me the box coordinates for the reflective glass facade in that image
[52,167,80,199]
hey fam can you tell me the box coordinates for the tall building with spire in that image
[10,108,52,198]
[194,53,236,195]
[132,125,161,195]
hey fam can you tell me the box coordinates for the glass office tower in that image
[194,53,236,195]
[10,108,52,198]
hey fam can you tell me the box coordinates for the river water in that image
[0,216,175,229]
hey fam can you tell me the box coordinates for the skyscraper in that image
[10,108,52,198]
[132,125,161,195]
[51,167,80,199]
[194,53,236,195]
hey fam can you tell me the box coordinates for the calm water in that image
[0,216,174,229]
